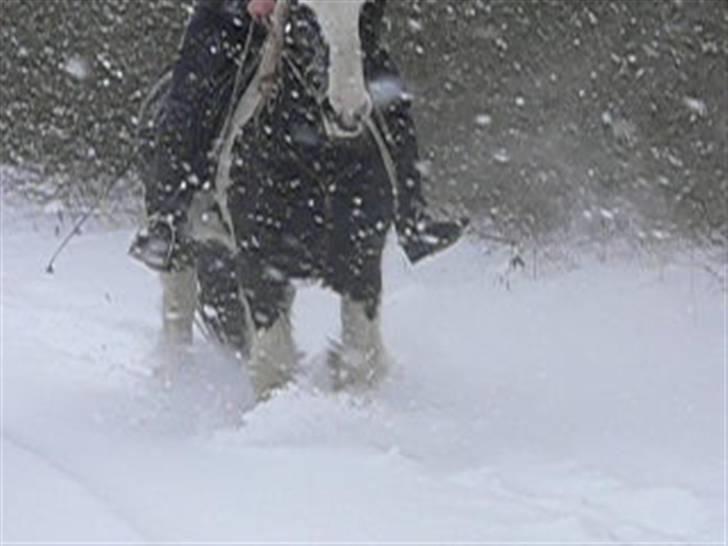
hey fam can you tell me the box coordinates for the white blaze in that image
[299,0,371,128]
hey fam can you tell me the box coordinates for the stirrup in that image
[129,214,178,272]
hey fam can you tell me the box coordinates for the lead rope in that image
[210,0,288,251]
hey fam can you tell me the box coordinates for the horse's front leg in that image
[331,290,390,391]
[153,268,197,381]
[327,209,391,390]
[160,268,197,346]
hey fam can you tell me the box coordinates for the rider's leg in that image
[365,48,467,264]
[132,0,262,272]
[379,96,468,264]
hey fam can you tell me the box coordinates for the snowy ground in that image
[1,205,725,544]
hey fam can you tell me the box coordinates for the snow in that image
[1,206,725,543]
[368,76,408,109]
[683,97,708,117]
[62,55,90,81]
[493,148,511,164]
[475,113,493,127]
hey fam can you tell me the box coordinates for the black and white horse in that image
[149,0,409,399]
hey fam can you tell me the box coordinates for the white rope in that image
[365,114,401,220]
[212,0,290,251]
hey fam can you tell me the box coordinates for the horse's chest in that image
[232,92,383,213]
[226,80,392,276]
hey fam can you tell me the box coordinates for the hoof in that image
[327,341,389,391]
[249,363,296,402]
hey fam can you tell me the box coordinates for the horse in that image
[140,0,412,400]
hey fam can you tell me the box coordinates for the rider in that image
[131,0,465,271]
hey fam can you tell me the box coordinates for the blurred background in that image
[1,0,726,255]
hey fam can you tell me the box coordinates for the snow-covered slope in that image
[1,207,724,543]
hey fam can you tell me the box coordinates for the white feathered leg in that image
[154,269,197,381]
[160,269,197,346]
[330,295,389,390]
[248,288,298,400]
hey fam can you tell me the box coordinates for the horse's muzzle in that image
[323,97,372,139]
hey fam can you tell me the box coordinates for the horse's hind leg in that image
[197,247,297,399]
[196,244,254,358]
[249,284,298,400]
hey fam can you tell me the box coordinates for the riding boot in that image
[397,210,469,265]
[368,52,467,264]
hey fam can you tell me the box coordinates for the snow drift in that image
[1,206,724,543]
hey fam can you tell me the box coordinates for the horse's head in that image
[281,0,385,138]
